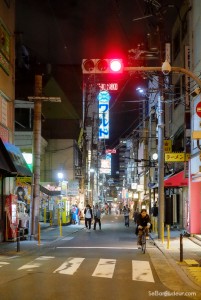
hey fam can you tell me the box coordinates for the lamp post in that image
[124,62,201,239]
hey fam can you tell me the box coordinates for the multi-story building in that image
[0,0,16,241]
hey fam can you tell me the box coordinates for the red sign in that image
[105,149,116,154]
[196,102,201,117]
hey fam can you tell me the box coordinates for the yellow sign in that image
[165,153,190,162]
[164,140,172,153]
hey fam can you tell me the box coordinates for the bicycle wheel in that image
[141,232,146,254]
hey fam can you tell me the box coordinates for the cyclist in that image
[136,209,151,248]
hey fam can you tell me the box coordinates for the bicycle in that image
[138,227,149,254]
[141,228,147,254]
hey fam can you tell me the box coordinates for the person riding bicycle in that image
[136,209,151,247]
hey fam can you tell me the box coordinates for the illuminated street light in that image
[58,172,64,180]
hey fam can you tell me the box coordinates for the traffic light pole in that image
[124,65,201,239]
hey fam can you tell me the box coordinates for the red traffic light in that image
[82,59,123,74]
[109,59,123,72]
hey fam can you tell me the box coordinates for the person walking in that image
[84,204,93,231]
[75,205,80,225]
[93,204,102,230]
[123,204,130,227]
[133,208,139,224]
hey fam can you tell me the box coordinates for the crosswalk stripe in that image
[0,262,10,267]
[92,259,116,278]
[0,255,155,282]
[53,257,85,275]
[132,260,154,282]
[18,256,55,270]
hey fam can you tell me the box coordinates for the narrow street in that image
[0,214,199,300]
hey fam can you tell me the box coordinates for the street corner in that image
[147,247,200,293]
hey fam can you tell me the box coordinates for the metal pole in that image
[157,95,165,239]
[180,233,183,262]
[17,227,20,252]
[167,224,170,249]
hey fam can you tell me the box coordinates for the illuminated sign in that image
[100,153,111,174]
[98,90,110,139]
[164,140,172,153]
[97,83,118,91]
[106,149,116,154]
[165,153,190,162]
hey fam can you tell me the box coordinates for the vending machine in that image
[5,194,18,241]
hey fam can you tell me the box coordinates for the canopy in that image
[164,171,188,187]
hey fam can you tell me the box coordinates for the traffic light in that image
[82,59,123,74]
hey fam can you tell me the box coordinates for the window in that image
[173,30,180,59]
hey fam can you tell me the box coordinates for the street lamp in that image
[124,63,201,239]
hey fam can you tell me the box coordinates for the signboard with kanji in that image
[164,140,172,153]
[165,153,190,162]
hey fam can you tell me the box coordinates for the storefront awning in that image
[0,138,32,177]
[40,185,61,196]
[0,138,17,176]
[164,170,188,187]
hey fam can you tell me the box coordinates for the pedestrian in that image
[70,205,76,224]
[123,204,130,227]
[75,205,80,225]
[151,202,158,217]
[93,204,102,230]
[84,204,93,231]
[133,208,139,224]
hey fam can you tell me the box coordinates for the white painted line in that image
[57,246,138,250]
[92,259,116,278]
[0,262,10,267]
[132,260,154,282]
[18,262,41,270]
[35,256,55,260]
[62,237,74,241]
[53,257,85,275]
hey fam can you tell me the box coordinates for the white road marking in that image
[62,237,74,241]
[18,256,54,270]
[0,262,10,267]
[35,256,55,260]
[2,254,154,283]
[92,259,116,278]
[57,246,138,250]
[132,260,154,282]
[53,257,85,275]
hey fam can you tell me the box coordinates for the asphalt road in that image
[0,215,197,300]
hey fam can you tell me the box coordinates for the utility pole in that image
[28,75,61,238]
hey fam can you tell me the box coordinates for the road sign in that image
[196,102,201,117]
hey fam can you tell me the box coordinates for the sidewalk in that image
[148,228,201,296]
[0,221,85,255]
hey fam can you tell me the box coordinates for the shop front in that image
[0,138,32,242]
[164,170,188,229]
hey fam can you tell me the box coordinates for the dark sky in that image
[15,0,183,148]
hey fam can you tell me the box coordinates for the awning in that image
[0,138,17,176]
[40,185,61,196]
[0,138,32,177]
[164,170,188,187]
